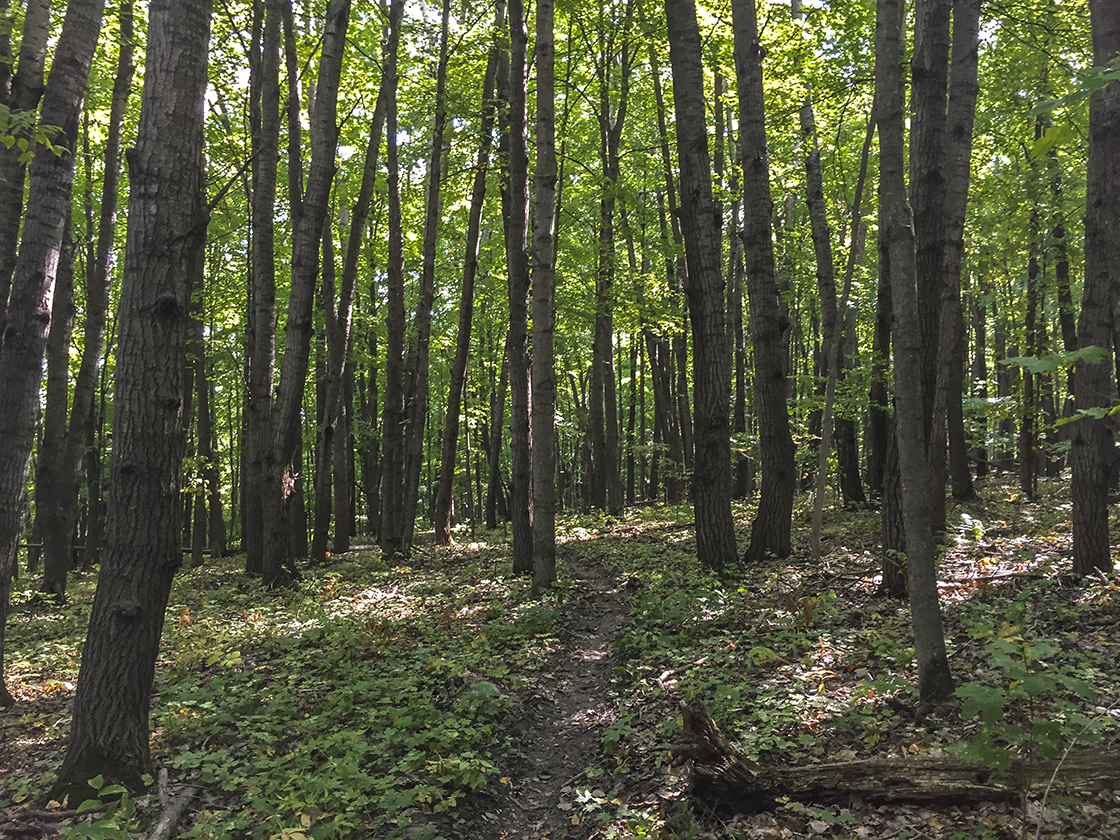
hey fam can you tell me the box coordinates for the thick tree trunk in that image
[531,0,558,593]
[734,0,795,564]
[52,0,209,799]
[0,0,105,708]
[666,0,737,570]
[877,0,954,702]
[500,0,533,575]
[434,9,502,545]
[1072,0,1120,577]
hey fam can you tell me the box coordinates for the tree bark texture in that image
[1072,0,1120,577]
[244,0,282,576]
[0,0,105,706]
[666,0,737,570]
[500,0,533,575]
[734,0,795,564]
[877,0,954,702]
[52,0,210,799]
[532,0,558,593]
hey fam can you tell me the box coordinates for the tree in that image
[532,0,558,592]
[500,0,533,575]
[36,0,135,599]
[1071,0,1120,577]
[666,0,737,570]
[0,0,105,707]
[876,0,954,702]
[733,0,795,565]
[52,0,211,797]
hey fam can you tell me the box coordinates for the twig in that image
[137,785,197,840]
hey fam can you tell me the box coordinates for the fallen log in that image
[674,699,1120,815]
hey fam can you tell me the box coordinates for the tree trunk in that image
[485,348,509,530]
[971,299,989,476]
[734,0,795,564]
[940,0,980,502]
[52,0,209,798]
[666,0,737,570]
[910,0,952,534]
[877,0,954,702]
[1072,0,1120,577]
[261,0,349,585]
[0,0,51,332]
[434,6,502,544]
[36,222,76,598]
[531,0,558,593]
[244,0,281,576]
[499,0,533,575]
[0,0,105,709]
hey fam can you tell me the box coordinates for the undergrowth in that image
[3,475,1120,839]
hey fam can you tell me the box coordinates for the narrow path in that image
[449,551,632,840]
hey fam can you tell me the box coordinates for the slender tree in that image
[733,0,795,564]
[0,0,105,708]
[532,0,558,591]
[877,0,954,701]
[666,0,737,570]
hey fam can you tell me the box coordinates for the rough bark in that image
[52,0,209,798]
[667,0,737,570]
[877,0,954,702]
[532,0,558,592]
[499,0,533,575]
[1072,0,1120,577]
[939,0,979,501]
[244,0,281,576]
[734,0,795,564]
[0,0,105,709]
[909,0,952,533]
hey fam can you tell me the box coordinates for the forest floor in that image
[2,474,1120,840]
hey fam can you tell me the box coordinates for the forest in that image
[1,0,1119,837]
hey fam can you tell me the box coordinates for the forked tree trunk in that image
[52,0,209,798]
[877,0,954,703]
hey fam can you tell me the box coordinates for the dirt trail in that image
[447,550,632,840]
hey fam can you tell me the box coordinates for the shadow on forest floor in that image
[2,473,1120,839]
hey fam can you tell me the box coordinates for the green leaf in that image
[1029,123,1077,159]
[956,682,1006,724]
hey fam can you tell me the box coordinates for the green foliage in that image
[0,105,64,164]
[60,775,139,840]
